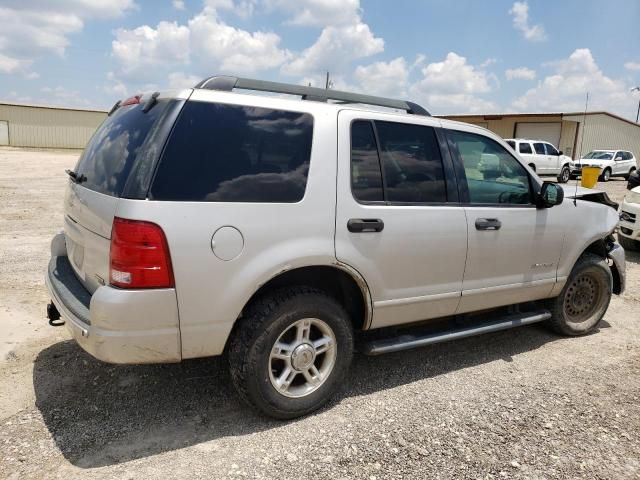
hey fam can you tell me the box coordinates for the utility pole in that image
[325,71,330,89]
[633,87,640,123]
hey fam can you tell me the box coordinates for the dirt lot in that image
[1,146,639,479]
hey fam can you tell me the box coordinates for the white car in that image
[505,139,574,183]
[574,150,638,182]
[619,186,640,251]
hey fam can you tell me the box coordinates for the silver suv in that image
[46,76,626,419]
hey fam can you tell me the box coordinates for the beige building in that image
[439,111,640,160]
[0,101,107,149]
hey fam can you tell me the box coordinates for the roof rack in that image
[194,75,431,116]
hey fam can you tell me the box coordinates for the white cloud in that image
[205,0,257,17]
[110,6,290,86]
[173,0,185,10]
[624,61,640,72]
[282,21,383,77]
[266,0,360,26]
[0,1,135,75]
[189,8,290,72]
[112,21,191,78]
[354,57,408,97]
[512,48,633,117]
[167,71,202,89]
[410,52,498,114]
[505,67,536,80]
[509,1,546,42]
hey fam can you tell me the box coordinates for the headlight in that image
[625,190,640,205]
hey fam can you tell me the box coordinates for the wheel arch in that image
[579,238,622,294]
[237,263,373,333]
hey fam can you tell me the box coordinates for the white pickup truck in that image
[505,138,573,183]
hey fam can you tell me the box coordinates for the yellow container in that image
[581,166,600,188]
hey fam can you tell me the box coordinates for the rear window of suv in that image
[74,100,169,197]
[150,101,314,203]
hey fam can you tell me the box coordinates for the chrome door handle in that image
[475,218,502,230]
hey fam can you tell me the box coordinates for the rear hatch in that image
[63,93,182,294]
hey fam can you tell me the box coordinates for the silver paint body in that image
[47,89,624,363]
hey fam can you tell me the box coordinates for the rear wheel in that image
[600,168,611,182]
[545,254,612,336]
[228,287,353,419]
[557,165,571,183]
[624,167,636,180]
[619,234,640,251]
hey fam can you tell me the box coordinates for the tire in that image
[545,253,612,336]
[624,167,636,180]
[528,163,536,172]
[600,168,611,182]
[619,234,640,251]
[228,287,353,419]
[557,165,571,183]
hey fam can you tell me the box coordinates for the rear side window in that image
[533,143,546,155]
[351,121,384,202]
[150,102,314,202]
[74,101,169,197]
[519,142,532,154]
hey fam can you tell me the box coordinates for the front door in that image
[445,129,566,312]
[335,110,468,329]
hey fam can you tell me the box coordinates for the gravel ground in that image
[1,146,639,479]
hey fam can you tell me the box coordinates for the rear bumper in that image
[46,240,181,364]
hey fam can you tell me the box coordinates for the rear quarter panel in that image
[115,97,338,358]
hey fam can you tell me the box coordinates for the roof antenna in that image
[573,92,589,206]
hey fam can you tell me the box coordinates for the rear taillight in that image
[109,217,174,289]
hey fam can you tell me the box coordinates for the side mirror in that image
[558,150,563,156]
[537,181,564,208]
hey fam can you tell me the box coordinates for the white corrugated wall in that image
[564,113,640,159]
[0,103,106,149]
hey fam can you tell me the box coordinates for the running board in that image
[362,310,551,356]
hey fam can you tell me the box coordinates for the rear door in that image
[445,128,565,312]
[335,110,467,328]
[64,95,177,293]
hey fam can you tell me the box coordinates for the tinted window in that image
[506,140,516,149]
[351,121,383,202]
[519,142,533,154]
[533,143,546,155]
[75,101,169,197]
[151,102,313,202]
[448,130,532,205]
[545,143,559,156]
[375,121,447,203]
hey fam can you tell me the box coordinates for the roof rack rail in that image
[194,75,431,116]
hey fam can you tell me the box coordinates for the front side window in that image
[349,120,447,204]
[150,102,313,202]
[519,142,533,154]
[533,143,546,155]
[545,143,559,156]
[447,130,532,205]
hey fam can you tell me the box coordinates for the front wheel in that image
[545,254,612,336]
[557,165,571,183]
[229,287,353,419]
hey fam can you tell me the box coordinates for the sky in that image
[1,0,640,119]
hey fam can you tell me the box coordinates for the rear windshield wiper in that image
[65,169,86,184]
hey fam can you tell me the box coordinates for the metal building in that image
[0,101,107,149]
[439,111,640,160]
